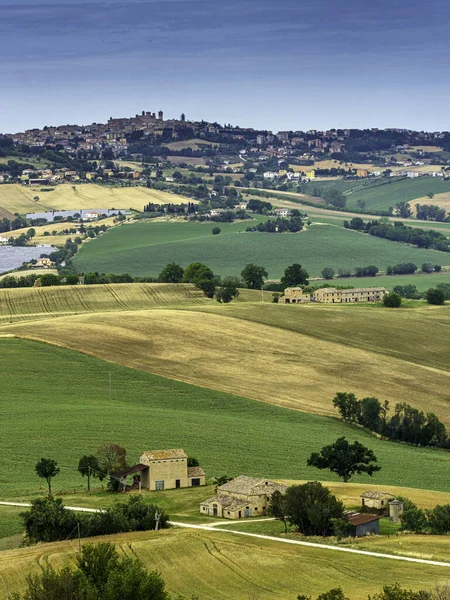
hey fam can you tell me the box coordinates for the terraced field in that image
[0,183,190,214]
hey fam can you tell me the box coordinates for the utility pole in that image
[77,523,81,553]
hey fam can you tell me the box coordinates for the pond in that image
[0,245,55,274]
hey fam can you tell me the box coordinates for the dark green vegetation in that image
[3,338,450,498]
[307,437,380,482]
[73,221,450,278]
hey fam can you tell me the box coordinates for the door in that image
[244,508,252,518]
[213,505,218,517]
[176,479,180,489]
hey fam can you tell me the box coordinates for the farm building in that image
[34,258,55,268]
[200,475,287,519]
[115,448,205,491]
[313,287,388,304]
[346,512,380,537]
[360,490,396,510]
[279,287,311,304]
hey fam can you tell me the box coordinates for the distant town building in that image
[313,287,388,304]
[279,287,310,304]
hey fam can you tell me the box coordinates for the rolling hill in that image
[73,221,450,278]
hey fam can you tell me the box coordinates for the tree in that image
[212,475,232,491]
[35,458,60,496]
[383,293,402,308]
[280,263,309,288]
[183,262,213,284]
[269,489,288,533]
[212,227,221,235]
[284,482,344,535]
[395,201,412,219]
[321,267,335,280]
[97,443,127,475]
[332,392,361,422]
[215,276,240,303]
[39,274,60,287]
[426,288,445,305]
[20,497,77,544]
[158,262,184,283]
[422,262,434,273]
[241,263,268,289]
[187,457,199,467]
[307,437,381,483]
[78,455,105,493]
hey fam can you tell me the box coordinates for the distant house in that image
[115,448,205,491]
[34,258,55,268]
[84,212,102,221]
[273,208,291,218]
[200,475,288,519]
[0,236,9,245]
[356,169,369,178]
[313,287,388,304]
[279,287,310,304]
[361,490,396,510]
[346,511,380,536]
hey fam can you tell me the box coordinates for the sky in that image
[0,0,449,133]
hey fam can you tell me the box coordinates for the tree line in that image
[333,392,449,449]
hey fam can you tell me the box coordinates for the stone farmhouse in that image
[279,287,311,304]
[115,448,205,491]
[200,475,288,519]
[312,287,388,303]
[360,490,396,510]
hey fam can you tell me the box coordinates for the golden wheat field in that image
[2,287,450,421]
[1,528,449,600]
[0,183,191,214]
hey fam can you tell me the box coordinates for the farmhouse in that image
[279,287,311,304]
[360,490,396,510]
[34,258,55,268]
[313,287,388,303]
[115,448,205,491]
[200,475,288,519]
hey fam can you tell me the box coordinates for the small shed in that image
[346,512,380,537]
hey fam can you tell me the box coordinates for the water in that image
[0,245,55,274]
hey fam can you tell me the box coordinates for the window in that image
[191,478,201,487]
[155,480,164,490]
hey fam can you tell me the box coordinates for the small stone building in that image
[346,512,380,536]
[361,490,396,510]
[115,448,205,491]
[279,287,310,304]
[313,287,388,304]
[200,475,288,519]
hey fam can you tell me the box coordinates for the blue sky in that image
[0,0,449,133]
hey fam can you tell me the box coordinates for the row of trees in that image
[333,392,449,448]
[246,215,303,233]
[21,495,168,544]
[344,216,450,252]
[400,499,450,535]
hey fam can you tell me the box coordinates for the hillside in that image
[3,296,450,424]
[2,337,450,500]
[2,528,448,600]
[0,183,190,214]
[73,221,450,278]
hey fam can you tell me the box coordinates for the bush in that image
[212,226,221,235]
[426,288,445,305]
[321,267,335,280]
[383,293,402,308]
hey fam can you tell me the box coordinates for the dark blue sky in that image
[1,0,449,132]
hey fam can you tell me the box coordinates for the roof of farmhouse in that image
[141,449,188,460]
[314,287,388,294]
[218,475,288,495]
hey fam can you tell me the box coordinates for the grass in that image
[73,221,450,278]
[3,337,450,500]
[2,528,449,599]
[4,300,450,424]
[0,183,191,214]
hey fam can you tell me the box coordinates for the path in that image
[3,502,450,568]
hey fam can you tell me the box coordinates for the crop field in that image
[2,528,449,600]
[73,221,450,278]
[4,298,450,424]
[322,272,450,292]
[0,183,190,214]
[0,283,254,323]
[3,337,450,499]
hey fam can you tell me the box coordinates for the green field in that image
[304,177,450,212]
[320,272,450,292]
[3,337,450,500]
[73,221,450,278]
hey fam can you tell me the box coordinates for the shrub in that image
[321,267,335,280]
[426,288,446,305]
[383,293,402,308]
[212,227,221,235]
